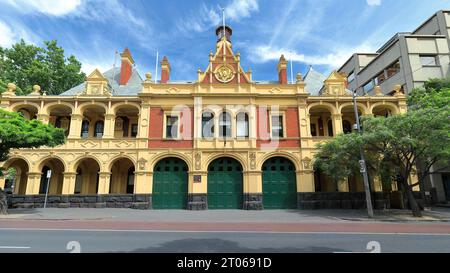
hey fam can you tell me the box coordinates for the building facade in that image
[0,26,410,210]
[339,10,450,96]
[338,10,450,203]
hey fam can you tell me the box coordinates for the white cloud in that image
[367,0,381,6]
[1,0,81,16]
[177,0,259,33]
[225,0,259,21]
[0,21,15,47]
[80,59,113,74]
[0,19,42,47]
[248,43,376,70]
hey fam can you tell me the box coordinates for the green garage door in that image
[262,157,297,209]
[153,158,188,209]
[208,157,243,209]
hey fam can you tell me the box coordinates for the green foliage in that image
[408,77,450,109]
[0,39,85,95]
[0,109,65,164]
[314,77,450,216]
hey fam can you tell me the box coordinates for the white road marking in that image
[0,246,31,249]
[0,227,449,236]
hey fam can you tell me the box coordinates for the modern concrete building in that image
[339,10,450,96]
[338,10,450,203]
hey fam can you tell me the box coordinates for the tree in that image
[0,39,85,95]
[0,109,66,214]
[314,79,449,217]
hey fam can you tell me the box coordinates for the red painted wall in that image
[257,106,300,148]
[148,107,193,148]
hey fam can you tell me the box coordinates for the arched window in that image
[343,120,352,134]
[94,120,104,138]
[327,120,333,137]
[219,112,231,138]
[236,112,249,138]
[127,167,135,194]
[202,111,215,138]
[81,120,89,138]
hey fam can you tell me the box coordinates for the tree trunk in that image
[403,182,422,217]
[0,188,7,215]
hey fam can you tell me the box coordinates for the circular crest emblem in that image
[214,65,235,83]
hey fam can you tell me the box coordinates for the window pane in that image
[219,112,231,138]
[386,60,400,77]
[166,116,178,138]
[236,113,249,137]
[271,115,283,137]
[363,81,374,92]
[420,55,437,66]
[202,112,214,138]
[348,72,355,83]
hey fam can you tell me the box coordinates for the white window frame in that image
[236,112,249,139]
[269,111,286,139]
[163,112,181,140]
[218,111,232,139]
[201,110,215,139]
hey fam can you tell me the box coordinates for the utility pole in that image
[43,169,52,209]
[352,91,374,218]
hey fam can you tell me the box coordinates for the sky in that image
[0,0,449,82]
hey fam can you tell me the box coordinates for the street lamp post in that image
[352,91,374,218]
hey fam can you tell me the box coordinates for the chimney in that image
[119,48,134,85]
[277,54,288,84]
[160,56,171,84]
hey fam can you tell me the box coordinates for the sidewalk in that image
[1,207,450,223]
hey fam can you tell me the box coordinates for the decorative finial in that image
[374,85,383,96]
[7,83,16,92]
[29,84,41,95]
[145,72,152,82]
[296,72,303,83]
[393,84,404,97]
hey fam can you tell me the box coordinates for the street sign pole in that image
[43,169,52,209]
[353,91,374,218]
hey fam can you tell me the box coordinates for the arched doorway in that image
[74,158,100,194]
[207,157,243,209]
[262,157,297,209]
[152,157,188,209]
[3,158,29,194]
[38,158,65,194]
[110,158,135,194]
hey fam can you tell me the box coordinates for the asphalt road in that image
[1,228,450,253]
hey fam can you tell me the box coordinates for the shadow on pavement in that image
[126,238,346,253]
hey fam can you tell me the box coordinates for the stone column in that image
[97,172,111,194]
[0,176,5,190]
[298,103,310,137]
[188,171,207,210]
[25,172,42,195]
[68,113,83,139]
[134,171,152,194]
[62,172,77,194]
[37,113,50,125]
[332,114,343,135]
[103,114,115,139]
[297,170,315,192]
[243,170,263,210]
[337,179,349,192]
[138,104,150,139]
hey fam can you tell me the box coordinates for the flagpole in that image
[154,51,159,84]
[290,52,294,84]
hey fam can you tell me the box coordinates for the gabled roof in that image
[303,66,326,95]
[59,67,143,96]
